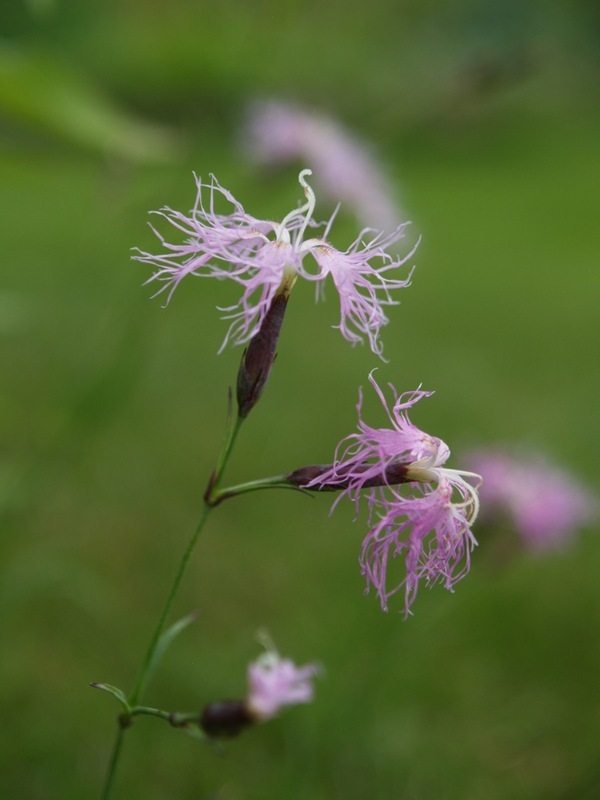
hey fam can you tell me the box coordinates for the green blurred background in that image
[1,1,599,798]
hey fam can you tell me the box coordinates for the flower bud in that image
[236,290,289,418]
[199,700,254,739]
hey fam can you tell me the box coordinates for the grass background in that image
[1,1,599,798]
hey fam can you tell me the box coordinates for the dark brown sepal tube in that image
[236,292,289,418]
[286,462,410,490]
[200,700,254,738]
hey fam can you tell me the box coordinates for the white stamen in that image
[276,169,316,246]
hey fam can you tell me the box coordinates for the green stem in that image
[207,411,244,500]
[101,728,126,800]
[128,503,213,707]
[211,474,307,505]
[100,506,212,800]
[130,705,171,722]
[101,409,245,798]
[129,706,200,728]
[102,706,202,799]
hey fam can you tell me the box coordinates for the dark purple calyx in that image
[200,700,254,738]
[286,462,409,490]
[236,292,289,418]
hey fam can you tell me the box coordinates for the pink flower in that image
[360,477,478,614]
[199,643,321,737]
[246,648,320,721]
[468,449,597,551]
[309,372,481,615]
[134,170,415,356]
[244,99,404,232]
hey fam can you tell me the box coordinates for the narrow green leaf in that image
[145,610,200,687]
[89,682,130,712]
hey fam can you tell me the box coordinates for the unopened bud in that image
[236,291,289,418]
[200,700,254,739]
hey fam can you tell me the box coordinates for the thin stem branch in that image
[101,405,247,798]
[101,728,126,800]
[130,705,172,722]
[128,503,213,707]
[129,707,200,728]
[207,410,244,500]
[210,474,307,505]
[101,505,213,799]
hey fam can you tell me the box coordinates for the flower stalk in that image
[102,390,250,796]
[101,504,213,799]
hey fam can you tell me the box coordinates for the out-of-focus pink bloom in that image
[246,648,320,721]
[244,99,404,233]
[134,170,415,356]
[468,449,597,551]
[309,372,481,616]
[200,643,321,737]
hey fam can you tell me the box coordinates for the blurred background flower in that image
[242,98,405,231]
[468,448,597,551]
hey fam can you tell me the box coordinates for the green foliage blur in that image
[1,1,599,798]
